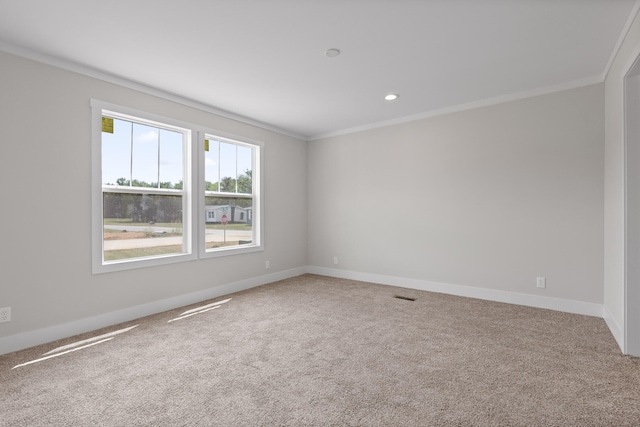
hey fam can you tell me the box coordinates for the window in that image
[202,135,261,256]
[92,100,262,273]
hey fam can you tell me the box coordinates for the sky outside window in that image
[102,117,183,187]
[205,139,220,188]
[102,118,132,185]
[131,123,159,185]
[159,129,183,187]
[219,141,236,191]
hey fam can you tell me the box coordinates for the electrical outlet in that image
[265,260,270,269]
[0,307,11,323]
[333,257,338,265]
[536,277,546,289]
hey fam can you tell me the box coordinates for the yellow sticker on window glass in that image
[102,117,114,134]
[205,139,209,152]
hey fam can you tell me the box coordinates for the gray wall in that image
[0,47,611,351]
[308,85,604,303]
[0,51,308,341]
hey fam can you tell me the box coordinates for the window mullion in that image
[157,129,161,189]
[129,122,134,187]
[103,186,183,196]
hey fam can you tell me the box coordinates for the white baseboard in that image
[0,267,306,356]
[0,266,615,356]
[603,305,624,352]
[307,266,604,318]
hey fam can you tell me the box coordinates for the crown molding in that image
[603,0,640,81]
[308,76,602,141]
[0,40,306,142]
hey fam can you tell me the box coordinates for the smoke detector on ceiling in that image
[325,48,341,58]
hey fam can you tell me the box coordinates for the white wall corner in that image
[306,266,604,318]
[603,0,640,81]
[603,305,625,353]
[0,267,307,356]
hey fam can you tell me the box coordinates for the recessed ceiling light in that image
[384,94,399,101]
[325,48,341,58]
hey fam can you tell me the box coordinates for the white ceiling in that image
[0,0,637,140]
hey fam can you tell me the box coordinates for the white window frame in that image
[198,131,263,259]
[91,100,198,273]
[91,100,264,273]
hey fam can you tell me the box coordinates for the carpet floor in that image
[1,274,639,426]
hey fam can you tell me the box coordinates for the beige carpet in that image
[1,274,639,426]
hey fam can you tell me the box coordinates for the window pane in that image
[219,142,237,193]
[205,139,220,191]
[237,145,252,194]
[131,123,159,187]
[103,192,183,261]
[102,118,132,186]
[204,196,253,250]
[159,129,183,189]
